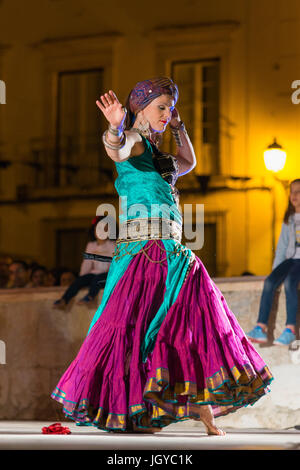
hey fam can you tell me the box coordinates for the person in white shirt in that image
[53,216,116,309]
[247,178,300,345]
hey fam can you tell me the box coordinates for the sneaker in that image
[246,325,268,343]
[52,298,67,310]
[76,294,95,306]
[273,328,296,346]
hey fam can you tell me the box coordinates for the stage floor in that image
[0,420,299,450]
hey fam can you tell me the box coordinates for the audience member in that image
[45,268,61,287]
[247,178,300,346]
[59,269,77,287]
[7,260,29,288]
[53,216,115,309]
[27,265,48,288]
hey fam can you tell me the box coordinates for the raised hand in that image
[169,107,181,127]
[96,90,127,129]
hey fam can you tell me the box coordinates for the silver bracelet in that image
[102,130,126,150]
[169,121,185,131]
[170,121,186,147]
[108,123,125,137]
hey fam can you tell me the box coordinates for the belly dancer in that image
[51,77,273,435]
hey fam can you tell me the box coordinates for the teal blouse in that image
[87,137,194,362]
[114,137,182,225]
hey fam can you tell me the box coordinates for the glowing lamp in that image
[263,138,286,172]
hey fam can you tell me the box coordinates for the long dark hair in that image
[283,178,300,224]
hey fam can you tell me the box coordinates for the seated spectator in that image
[7,260,29,288]
[247,178,300,346]
[53,216,116,310]
[26,265,48,288]
[45,268,61,287]
[59,269,77,287]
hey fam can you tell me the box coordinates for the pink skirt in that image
[51,239,273,431]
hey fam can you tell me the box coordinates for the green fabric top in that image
[114,137,182,224]
[87,138,192,360]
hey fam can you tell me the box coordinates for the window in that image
[30,68,114,190]
[56,227,88,273]
[53,68,111,188]
[182,206,228,277]
[171,59,220,175]
[33,33,121,191]
[182,222,217,276]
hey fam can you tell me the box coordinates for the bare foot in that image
[195,405,226,436]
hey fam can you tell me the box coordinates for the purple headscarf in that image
[128,77,179,115]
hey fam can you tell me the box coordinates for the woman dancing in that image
[51,77,273,436]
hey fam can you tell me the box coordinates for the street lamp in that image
[264,138,287,173]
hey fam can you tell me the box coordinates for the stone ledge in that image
[0,286,66,302]
[0,275,267,301]
[1,275,298,300]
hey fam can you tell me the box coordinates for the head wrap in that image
[128,77,178,115]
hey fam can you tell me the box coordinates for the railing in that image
[0,134,115,191]
[30,134,114,188]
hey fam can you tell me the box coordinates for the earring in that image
[132,111,151,138]
[137,119,150,138]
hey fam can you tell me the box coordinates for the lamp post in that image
[263,138,287,257]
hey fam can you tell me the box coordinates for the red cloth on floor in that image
[42,423,71,434]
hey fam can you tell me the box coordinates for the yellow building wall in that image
[0,0,299,277]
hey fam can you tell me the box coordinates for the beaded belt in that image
[117,217,182,243]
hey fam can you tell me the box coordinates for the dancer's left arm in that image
[169,108,197,176]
